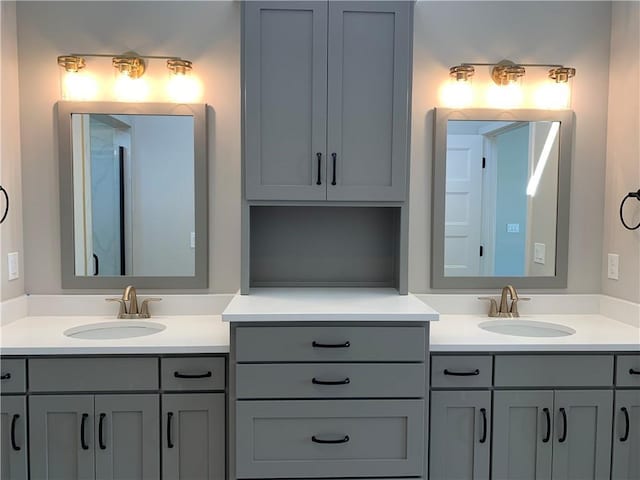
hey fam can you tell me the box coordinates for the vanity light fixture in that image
[441,65,475,108]
[57,55,98,101]
[166,58,202,103]
[535,66,576,109]
[112,53,149,101]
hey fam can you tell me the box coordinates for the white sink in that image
[479,319,576,338]
[64,321,166,340]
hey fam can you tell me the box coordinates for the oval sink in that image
[64,321,166,340]
[479,319,576,338]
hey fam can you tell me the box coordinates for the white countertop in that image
[0,315,230,355]
[222,288,440,322]
[431,314,640,352]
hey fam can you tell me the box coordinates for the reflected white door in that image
[444,134,483,276]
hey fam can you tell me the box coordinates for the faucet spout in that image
[499,285,518,315]
[122,285,139,314]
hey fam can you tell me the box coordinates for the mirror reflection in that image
[71,114,195,277]
[444,120,560,277]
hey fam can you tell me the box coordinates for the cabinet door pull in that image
[80,413,89,450]
[312,340,350,349]
[620,407,630,442]
[312,434,349,444]
[10,414,20,451]
[174,371,212,379]
[167,412,174,448]
[542,408,551,443]
[443,368,480,376]
[316,152,322,185]
[98,413,106,450]
[0,373,11,380]
[331,153,337,185]
[558,407,567,443]
[629,368,640,375]
[312,377,350,386]
[479,408,487,443]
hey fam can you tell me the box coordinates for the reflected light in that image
[527,122,560,197]
[535,82,570,109]
[441,80,473,108]
[486,83,523,108]
[114,74,149,101]
[62,71,98,101]
[167,73,202,103]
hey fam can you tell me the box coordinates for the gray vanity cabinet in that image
[429,390,491,480]
[611,390,640,480]
[162,393,226,480]
[1,395,28,480]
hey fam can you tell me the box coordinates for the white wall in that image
[602,2,640,303]
[1,1,25,301]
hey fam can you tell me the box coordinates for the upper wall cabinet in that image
[244,1,412,202]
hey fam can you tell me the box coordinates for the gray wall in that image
[1,1,25,301]
[602,2,640,303]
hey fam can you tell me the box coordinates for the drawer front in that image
[236,399,424,478]
[235,326,426,362]
[0,359,26,394]
[237,363,425,399]
[616,355,640,387]
[431,355,493,388]
[494,355,613,387]
[29,357,158,392]
[161,357,225,391]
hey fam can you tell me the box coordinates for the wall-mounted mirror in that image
[58,102,208,288]
[432,108,573,288]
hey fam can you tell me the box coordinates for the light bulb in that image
[62,71,98,100]
[167,73,202,103]
[114,73,149,102]
[535,82,570,109]
[486,82,523,108]
[441,79,473,108]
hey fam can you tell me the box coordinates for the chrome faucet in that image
[479,285,529,317]
[106,285,162,319]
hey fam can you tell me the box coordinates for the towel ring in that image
[0,185,8,224]
[620,189,640,230]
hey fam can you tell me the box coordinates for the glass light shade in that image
[61,70,98,101]
[441,78,473,108]
[114,73,149,102]
[535,80,572,109]
[166,71,202,103]
[486,81,523,108]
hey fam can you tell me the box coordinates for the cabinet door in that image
[162,393,225,480]
[327,1,411,201]
[552,390,613,480]
[1,395,28,480]
[612,390,640,480]
[94,394,160,480]
[244,1,328,200]
[29,395,95,480]
[492,390,554,480]
[429,390,491,480]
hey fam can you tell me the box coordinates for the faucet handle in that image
[509,297,531,316]
[106,298,127,317]
[140,298,162,317]
[478,297,499,317]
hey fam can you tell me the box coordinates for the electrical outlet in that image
[607,253,619,280]
[8,252,19,281]
[190,231,196,249]
[507,223,520,233]
[534,243,546,264]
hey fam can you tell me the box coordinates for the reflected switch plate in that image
[507,223,520,233]
[190,232,196,249]
[534,243,545,264]
[8,252,19,280]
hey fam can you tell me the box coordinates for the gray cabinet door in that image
[244,1,328,200]
[327,1,411,201]
[1,395,28,480]
[94,394,159,480]
[29,395,95,480]
[612,390,640,480]
[430,390,491,480]
[552,390,613,480]
[492,390,554,480]
[162,393,225,480]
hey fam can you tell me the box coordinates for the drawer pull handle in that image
[620,407,630,442]
[479,408,487,444]
[174,371,212,379]
[312,341,350,349]
[629,368,640,375]
[331,153,337,186]
[11,414,20,451]
[444,368,480,376]
[98,413,107,450]
[80,413,89,450]
[167,412,174,448]
[542,408,551,443]
[1,373,11,380]
[558,407,567,443]
[312,377,351,386]
[316,152,322,185]
[312,434,350,444]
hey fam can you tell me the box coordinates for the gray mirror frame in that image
[431,108,574,289]
[57,101,208,289]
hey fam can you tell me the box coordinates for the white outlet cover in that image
[507,223,520,233]
[190,231,196,249]
[534,243,546,264]
[607,253,619,280]
[8,252,19,280]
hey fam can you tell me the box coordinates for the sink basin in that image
[64,321,166,340]
[479,319,576,338]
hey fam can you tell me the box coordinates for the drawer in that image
[237,363,425,399]
[161,357,225,391]
[616,355,640,387]
[235,326,426,362]
[29,357,158,392]
[494,355,613,387]
[236,399,424,478]
[0,359,26,394]
[431,355,492,388]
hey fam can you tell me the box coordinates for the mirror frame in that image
[431,108,574,289]
[57,101,208,289]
